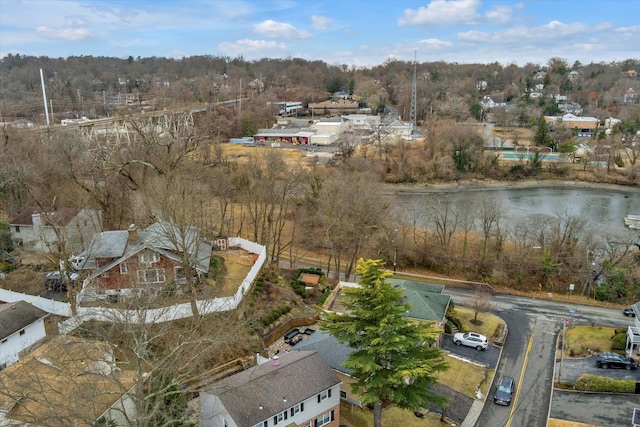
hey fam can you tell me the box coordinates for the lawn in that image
[564,325,616,357]
[340,402,448,427]
[451,306,502,340]
[437,354,494,399]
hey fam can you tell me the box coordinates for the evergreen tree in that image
[534,115,553,147]
[321,259,448,427]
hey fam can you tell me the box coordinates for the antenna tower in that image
[409,51,417,128]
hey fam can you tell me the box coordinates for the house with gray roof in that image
[76,222,212,302]
[389,278,452,328]
[0,301,48,369]
[199,351,341,427]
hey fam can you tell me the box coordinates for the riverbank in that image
[385,178,640,194]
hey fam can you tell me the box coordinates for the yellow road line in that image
[506,332,534,427]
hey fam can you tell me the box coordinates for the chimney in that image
[272,355,280,367]
[128,224,138,244]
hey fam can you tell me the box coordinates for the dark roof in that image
[0,301,48,339]
[9,207,80,227]
[293,331,354,375]
[203,351,340,426]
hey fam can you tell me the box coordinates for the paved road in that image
[550,390,640,426]
[558,355,640,383]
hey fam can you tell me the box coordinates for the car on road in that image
[595,352,638,370]
[623,308,636,317]
[493,376,515,406]
[452,332,488,350]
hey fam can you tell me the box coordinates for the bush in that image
[290,280,308,298]
[317,288,331,307]
[611,332,627,351]
[261,306,292,326]
[574,374,635,393]
[447,315,464,333]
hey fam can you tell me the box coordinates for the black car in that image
[595,352,638,370]
[493,376,515,406]
[623,308,636,317]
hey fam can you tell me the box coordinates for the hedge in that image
[574,374,635,393]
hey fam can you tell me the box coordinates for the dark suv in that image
[595,352,638,370]
[493,376,515,406]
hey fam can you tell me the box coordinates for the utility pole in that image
[409,51,417,128]
[40,68,50,126]
[559,317,567,382]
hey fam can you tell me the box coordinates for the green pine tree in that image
[321,259,449,427]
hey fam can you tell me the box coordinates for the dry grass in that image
[452,306,502,340]
[205,249,256,297]
[437,354,494,399]
[340,402,447,427]
[547,419,599,427]
[564,325,616,357]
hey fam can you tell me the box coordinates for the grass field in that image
[437,354,494,398]
[340,402,448,427]
[451,306,502,340]
[564,325,616,357]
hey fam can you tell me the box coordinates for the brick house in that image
[76,222,212,301]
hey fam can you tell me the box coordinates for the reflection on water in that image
[389,185,640,236]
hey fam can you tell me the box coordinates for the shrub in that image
[317,288,331,307]
[574,374,635,393]
[261,306,292,326]
[290,280,308,298]
[611,332,627,351]
[447,315,464,333]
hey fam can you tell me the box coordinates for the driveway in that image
[557,355,640,383]
[550,390,640,426]
[442,334,501,369]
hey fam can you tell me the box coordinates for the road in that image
[446,287,633,427]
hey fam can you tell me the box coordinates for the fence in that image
[1,237,265,334]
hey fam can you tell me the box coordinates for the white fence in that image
[1,238,265,334]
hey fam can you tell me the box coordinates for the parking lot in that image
[557,354,640,382]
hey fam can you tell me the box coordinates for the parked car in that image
[44,271,79,292]
[493,376,515,406]
[452,332,488,350]
[623,308,636,317]
[595,352,638,370]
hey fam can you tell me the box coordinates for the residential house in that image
[0,335,136,426]
[384,119,414,140]
[624,88,637,104]
[390,278,452,330]
[308,99,359,115]
[558,102,583,115]
[293,332,360,407]
[544,114,600,138]
[0,301,48,369]
[9,208,102,254]
[332,91,350,100]
[76,222,212,302]
[480,96,496,110]
[199,351,341,427]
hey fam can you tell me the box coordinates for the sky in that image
[1,0,638,67]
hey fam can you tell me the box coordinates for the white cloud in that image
[36,26,96,41]
[399,0,481,26]
[311,15,330,30]
[218,39,288,55]
[484,5,513,25]
[418,38,453,49]
[457,30,490,42]
[253,20,311,39]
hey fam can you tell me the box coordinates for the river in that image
[386,182,640,237]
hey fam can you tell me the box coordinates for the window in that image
[290,402,304,417]
[138,252,160,264]
[340,390,347,399]
[15,226,20,233]
[174,266,185,278]
[273,410,288,424]
[19,330,25,336]
[315,410,334,427]
[120,263,128,274]
[223,419,228,427]
[317,388,331,403]
[137,268,166,284]
[252,422,267,427]
[1,339,7,344]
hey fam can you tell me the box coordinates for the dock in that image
[624,214,640,230]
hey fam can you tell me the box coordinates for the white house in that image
[9,207,102,254]
[199,351,341,427]
[0,301,48,369]
[341,114,381,130]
